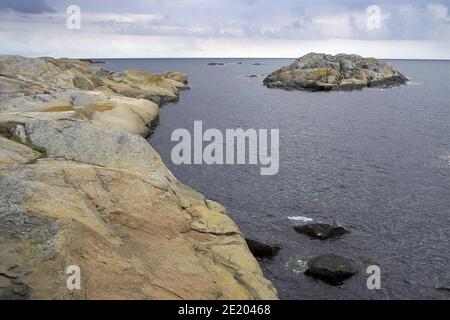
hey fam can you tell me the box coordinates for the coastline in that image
[0,55,278,299]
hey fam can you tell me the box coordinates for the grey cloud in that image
[0,0,449,49]
[348,3,450,41]
[0,0,54,13]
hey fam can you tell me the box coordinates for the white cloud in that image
[0,0,449,58]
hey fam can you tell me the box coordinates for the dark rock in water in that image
[207,62,225,66]
[436,285,450,292]
[263,52,407,91]
[305,254,357,285]
[253,63,263,66]
[80,59,105,64]
[294,223,349,240]
[246,238,281,258]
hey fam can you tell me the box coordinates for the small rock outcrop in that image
[245,238,281,259]
[0,55,278,300]
[263,53,407,91]
[305,254,357,285]
[294,223,349,240]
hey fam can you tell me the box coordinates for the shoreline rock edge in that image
[0,55,278,300]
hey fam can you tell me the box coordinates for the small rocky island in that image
[263,53,407,91]
[0,55,277,300]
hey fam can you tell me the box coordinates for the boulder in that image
[294,223,349,240]
[305,254,357,285]
[10,125,28,144]
[263,53,407,91]
[245,238,281,259]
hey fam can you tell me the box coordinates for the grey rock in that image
[245,238,281,258]
[0,278,30,300]
[294,223,349,240]
[264,52,407,91]
[305,254,357,285]
[10,125,28,144]
[25,119,173,189]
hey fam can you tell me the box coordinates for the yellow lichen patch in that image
[83,103,115,112]
[160,71,188,83]
[313,68,329,78]
[126,69,151,77]
[120,70,169,88]
[146,74,160,83]
[123,70,154,84]
[74,109,89,120]
[75,103,116,121]
[43,105,74,112]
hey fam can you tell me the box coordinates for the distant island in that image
[263,53,408,91]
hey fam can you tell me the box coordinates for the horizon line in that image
[3,54,449,61]
[80,57,450,61]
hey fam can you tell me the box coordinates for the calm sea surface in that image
[103,58,450,299]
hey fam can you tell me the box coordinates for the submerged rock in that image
[436,285,450,292]
[245,238,281,258]
[207,62,224,66]
[263,52,407,91]
[294,223,349,240]
[305,254,357,285]
[242,74,266,79]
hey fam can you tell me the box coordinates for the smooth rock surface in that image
[263,53,407,91]
[0,55,277,300]
[305,254,357,285]
[0,136,40,166]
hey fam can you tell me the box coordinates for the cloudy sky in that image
[0,0,449,59]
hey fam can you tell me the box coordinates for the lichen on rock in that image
[263,52,408,91]
[0,55,277,300]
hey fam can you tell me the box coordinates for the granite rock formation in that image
[0,55,277,300]
[263,53,407,91]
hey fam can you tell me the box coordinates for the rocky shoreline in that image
[263,53,408,91]
[0,55,277,300]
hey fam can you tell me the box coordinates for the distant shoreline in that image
[84,57,450,61]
